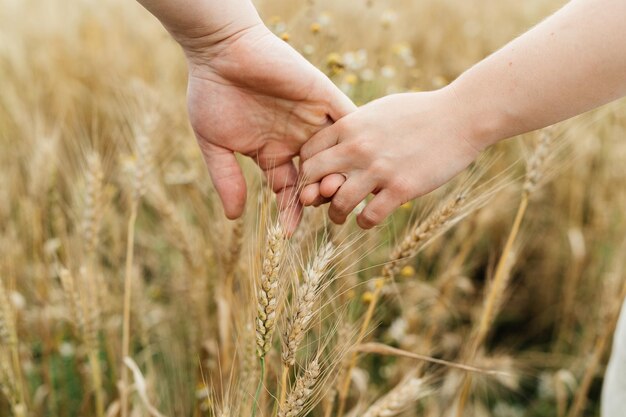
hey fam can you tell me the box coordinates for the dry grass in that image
[1,0,626,416]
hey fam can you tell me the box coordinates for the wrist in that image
[445,76,511,151]
[166,2,265,67]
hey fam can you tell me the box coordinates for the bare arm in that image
[454,0,626,149]
[300,0,626,228]
[135,0,261,43]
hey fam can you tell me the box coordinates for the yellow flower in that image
[400,265,415,278]
[374,278,385,289]
[343,73,358,85]
[326,52,345,75]
[310,22,321,34]
[280,32,290,42]
[269,15,282,25]
[392,42,411,56]
[362,291,375,304]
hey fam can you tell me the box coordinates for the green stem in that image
[121,202,138,417]
[251,358,266,417]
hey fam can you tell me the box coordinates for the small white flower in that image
[302,44,316,56]
[273,22,287,34]
[343,49,368,71]
[381,65,396,79]
[387,318,407,342]
[318,12,332,27]
[10,291,26,311]
[59,342,75,358]
[381,9,398,27]
[360,68,375,81]
[493,402,523,417]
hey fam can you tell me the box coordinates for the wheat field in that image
[1,0,626,416]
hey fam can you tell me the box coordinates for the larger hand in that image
[184,23,355,233]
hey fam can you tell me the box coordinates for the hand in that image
[182,23,355,234]
[299,89,482,229]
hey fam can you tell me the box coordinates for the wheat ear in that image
[278,358,321,417]
[362,377,431,417]
[252,222,286,417]
[82,151,104,256]
[337,191,469,417]
[283,242,335,365]
[280,242,335,406]
[255,223,286,358]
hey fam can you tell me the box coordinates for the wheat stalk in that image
[454,129,554,417]
[0,275,26,413]
[121,131,152,417]
[0,276,17,349]
[0,354,17,406]
[148,184,197,268]
[78,151,107,417]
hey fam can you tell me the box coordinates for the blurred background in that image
[1,0,625,416]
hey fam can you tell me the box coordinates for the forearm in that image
[450,0,626,149]
[135,0,262,50]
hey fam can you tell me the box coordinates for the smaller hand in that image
[299,89,482,228]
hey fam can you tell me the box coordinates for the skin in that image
[300,0,626,229]
[136,0,355,234]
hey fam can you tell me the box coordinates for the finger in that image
[301,183,331,207]
[300,124,340,161]
[356,189,400,229]
[300,183,321,206]
[199,142,247,219]
[324,81,358,122]
[263,160,299,194]
[263,160,302,236]
[313,196,332,207]
[276,185,302,237]
[320,174,346,198]
[328,175,375,225]
[300,145,350,185]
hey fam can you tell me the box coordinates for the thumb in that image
[325,82,357,122]
[199,142,247,219]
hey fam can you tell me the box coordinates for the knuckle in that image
[331,195,350,214]
[390,177,412,199]
[342,140,362,157]
[355,139,375,157]
[358,209,381,229]
[369,160,391,179]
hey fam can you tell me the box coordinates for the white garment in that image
[602,299,626,417]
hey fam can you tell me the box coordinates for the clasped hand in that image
[183,22,481,235]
